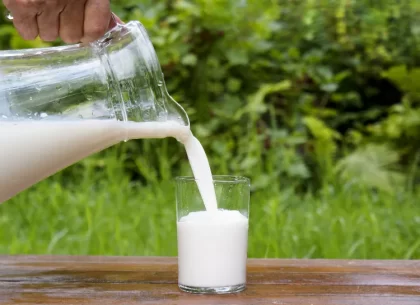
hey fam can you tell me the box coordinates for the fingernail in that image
[112,13,124,24]
[109,13,124,29]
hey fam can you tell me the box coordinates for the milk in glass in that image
[177,210,248,288]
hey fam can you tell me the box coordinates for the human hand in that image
[3,0,122,43]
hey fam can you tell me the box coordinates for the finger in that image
[81,0,111,43]
[108,13,124,29]
[4,0,39,40]
[59,1,85,43]
[12,14,38,40]
[37,10,61,41]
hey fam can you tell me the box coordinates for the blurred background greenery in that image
[1,0,420,259]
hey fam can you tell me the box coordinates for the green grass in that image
[1,146,420,259]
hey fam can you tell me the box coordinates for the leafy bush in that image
[2,1,420,259]
[1,0,420,194]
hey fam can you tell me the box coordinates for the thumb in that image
[108,13,124,29]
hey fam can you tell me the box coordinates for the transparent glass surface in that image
[0,21,189,126]
[176,175,250,294]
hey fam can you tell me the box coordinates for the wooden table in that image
[1,256,419,304]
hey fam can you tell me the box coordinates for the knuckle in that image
[10,0,46,10]
[17,0,43,8]
[31,0,46,8]
[14,0,30,7]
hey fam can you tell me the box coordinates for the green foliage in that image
[1,1,420,192]
[1,150,419,259]
[111,0,420,192]
[1,1,420,258]
[334,144,405,193]
[383,66,420,101]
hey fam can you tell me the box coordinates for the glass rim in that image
[175,175,250,184]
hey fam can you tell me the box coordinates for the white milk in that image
[0,119,191,203]
[0,117,218,210]
[177,210,249,288]
[182,133,217,211]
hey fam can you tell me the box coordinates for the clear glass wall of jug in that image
[0,21,190,203]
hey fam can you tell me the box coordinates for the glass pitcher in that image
[0,20,189,128]
[0,21,190,203]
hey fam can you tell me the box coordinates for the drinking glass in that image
[175,175,250,294]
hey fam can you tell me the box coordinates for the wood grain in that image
[1,256,419,304]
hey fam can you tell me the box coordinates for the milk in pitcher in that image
[0,119,190,203]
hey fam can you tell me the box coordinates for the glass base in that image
[178,283,245,294]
